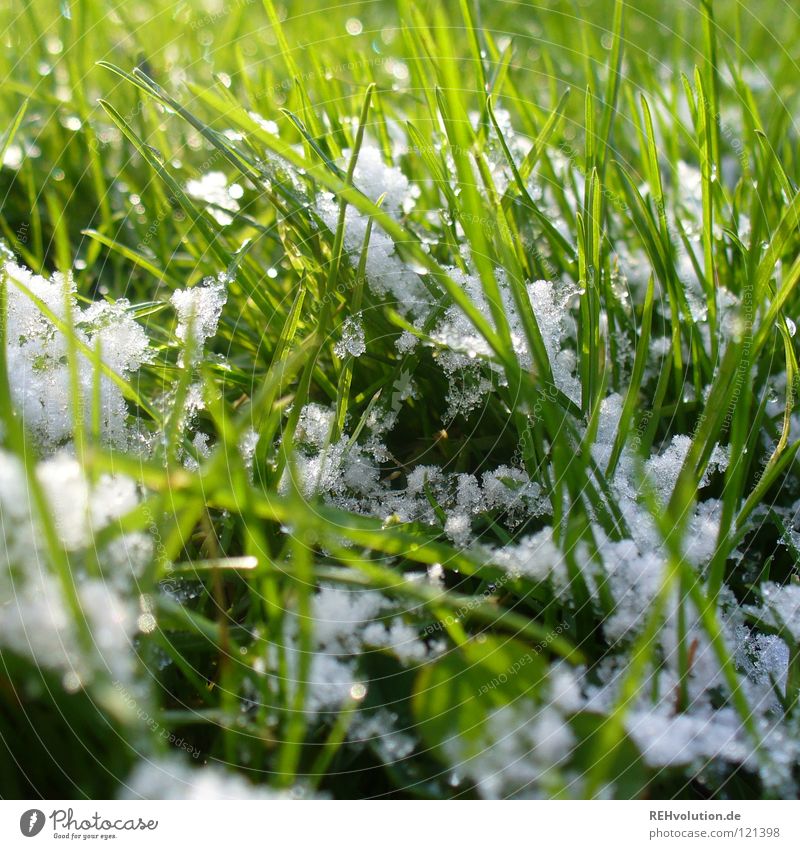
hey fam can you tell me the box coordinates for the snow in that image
[626,707,749,768]
[186,171,241,226]
[334,316,366,358]
[122,755,297,800]
[644,434,730,505]
[2,259,152,451]
[2,99,799,800]
[37,452,139,549]
[170,274,228,364]
[0,449,146,687]
[314,144,428,308]
[445,699,575,799]
[752,582,800,641]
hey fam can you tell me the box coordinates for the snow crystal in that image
[186,171,241,226]
[274,586,385,715]
[736,630,789,711]
[430,271,580,414]
[683,499,723,565]
[247,111,279,135]
[272,584,443,716]
[527,278,580,401]
[596,538,666,643]
[311,585,385,650]
[170,275,227,363]
[395,330,418,353]
[482,466,544,523]
[334,316,366,358]
[644,435,729,504]
[314,144,427,308]
[295,403,335,450]
[2,259,152,451]
[36,453,138,550]
[122,755,295,800]
[427,562,445,587]
[589,393,624,470]
[79,579,138,683]
[79,299,151,373]
[443,512,472,547]
[0,570,79,681]
[349,709,416,762]
[752,582,800,642]
[238,427,259,479]
[492,527,569,590]
[363,618,431,663]
[0,555,138,689]
[0,450,145,686]
[297,651,362,714]
[348,144,417,214]
[444,702,574,799]
[103,532,155,587]
[626,707,749,768]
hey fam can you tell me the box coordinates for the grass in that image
[0,0,799,800]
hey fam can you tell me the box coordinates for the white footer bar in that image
[1,800,797,848]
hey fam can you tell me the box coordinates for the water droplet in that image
[346,17,363,35]
[350,682,368,701]
[63,671,82,693]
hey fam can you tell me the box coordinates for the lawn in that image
[0,0,799,800]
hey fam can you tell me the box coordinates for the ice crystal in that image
[349,710,416,762]
[0,450,146,687]
[122,756,295,800]
[626,707,749,769]
[314,144,427,308]
[644,435,729,504]
[2,259,152,451]
[750,582,800,642]
[444,700,575,799]
[274,585,442,716]
[334,316,366,358]
[170,274,228,363]
[186,171,241,226]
